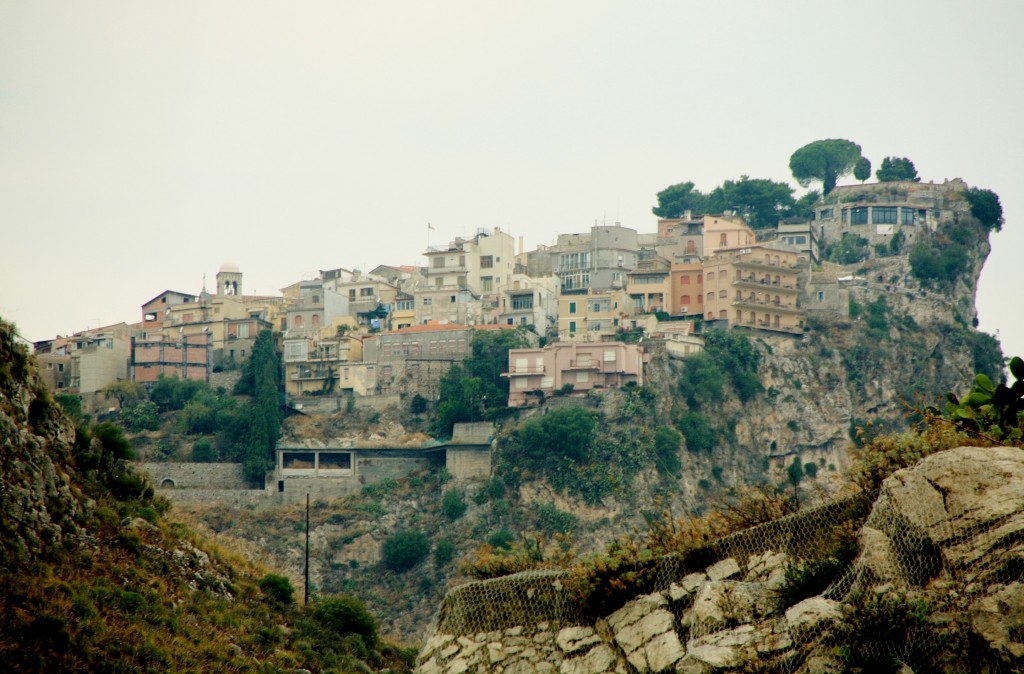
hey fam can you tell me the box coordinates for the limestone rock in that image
[556,626,601,654]
[689,581,778,638]
[784,597,841,644]
[706,558,741,581]
[970,582,1024,665]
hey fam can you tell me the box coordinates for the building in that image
[416,227,516,326]
[363,321,474,397]
[496,273,559,334]
[777,218,820,266]
[282,332,365,398]
[702,242,803,333]
[504,341,645,406]
[669,261,704,317]
[557,288,631,341]
[627,253,672,314]
[132,332,211,384]
[555,224,639,294]
[34,323,131,410]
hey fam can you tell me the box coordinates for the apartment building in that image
[282,332,365,397]
[557,289,631,341]
[702,242,803,333]
[496,273,558,333]
[132,332,211,384]
[627,253,672,314]
[505,341,645,406]
[415,227,515,326]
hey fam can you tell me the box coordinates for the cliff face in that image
[0,322,89,567]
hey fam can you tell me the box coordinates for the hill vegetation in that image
[0,319,415,673]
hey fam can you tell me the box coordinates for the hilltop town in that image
[31,177,987,419]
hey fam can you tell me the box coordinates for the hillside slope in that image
[0,320,414,673]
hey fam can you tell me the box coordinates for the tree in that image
[853,156,872,183]
[705,176,796,230]
[103,380,145,408]
[464,328,531,411]
[431,365,484,437]
[966,187,1003,232]
[875,156,920,182]
[789,139,863,195]
[652,181,707,218]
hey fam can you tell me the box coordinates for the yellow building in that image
[557,288,631,341]
[703,243,803,333]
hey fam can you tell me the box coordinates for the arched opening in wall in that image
[160,478,176,489]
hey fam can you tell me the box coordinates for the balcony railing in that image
[507,365,545,375]
[733,258,798,271]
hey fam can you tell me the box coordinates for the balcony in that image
[733,258,798,272]
[507,365,545,375]
[732,298,800,313]
[565,360,599,370]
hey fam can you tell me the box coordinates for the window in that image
[686,240,696,253]
[512,294,533,310]
[294,315,304,328]
[603,350,616,362]
[459,255,466,266]
[397,299,414,311]
[311,314,321,327]
[450,295,456,303]
[681,276,690,285]
[480,255,494,269]
[901,207,916,225]
[568,301,577,314]
[433,257,444,268]
[360,287,374,297]
[720,290,727,299]
[435,277,443,288]
[312,295,320,304]
[422,297,432,306]
[238,323,250,339]
[720,233,728,247]
[697,294,702,304]
[720,269,728,279]
[58,363,65,372]
[349,289,356,300]
[569,321,577,333]
[576,371,590,383]
[820,207,834,219]
[850,207,869,225]
[817,291,825,301]
[681,295,691,305]
[515,377,528,389]
[872,207,897,224]
[482,276,493,292]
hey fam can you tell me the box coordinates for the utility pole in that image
[304,492,310,605]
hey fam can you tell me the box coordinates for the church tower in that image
[216,262,243,296]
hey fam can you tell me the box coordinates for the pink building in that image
[505,342,645,407]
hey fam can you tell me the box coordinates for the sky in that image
[2,1,1022,361]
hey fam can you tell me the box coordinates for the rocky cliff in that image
[415,445,1024,673]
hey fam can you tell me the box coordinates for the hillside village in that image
[32,178,972,418]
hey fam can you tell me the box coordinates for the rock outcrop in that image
[416,446,1024,673]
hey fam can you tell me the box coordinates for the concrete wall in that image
[447,447,491,479]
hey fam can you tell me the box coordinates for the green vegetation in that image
[382,531,430,572]
[826,232,869,264]
[875,156,920,182]
[675,411,717,453]
[258,573,295,605]
[441,489,468,520]
[789,138,863,195]
[653,426,682,477]
[653,176,799,229]
[966,186,1004,231]
[432,328,531,436]
[853,156,871,182]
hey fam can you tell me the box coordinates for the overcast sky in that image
[2,1,1022,362]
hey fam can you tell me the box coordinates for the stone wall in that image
[136,462,249,490]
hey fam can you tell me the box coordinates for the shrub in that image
[409,394,428,414]
[191,439,217,463]
[487,529,515,550]
[675,411,717,453]
[653,426,682,477]
[434,539,456,566]
[441,489,467,520]
[310,595,378,649]
[382,531,430,571]
[533,502,579,535]
[258,574,294,605]
[121,401,160,432]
